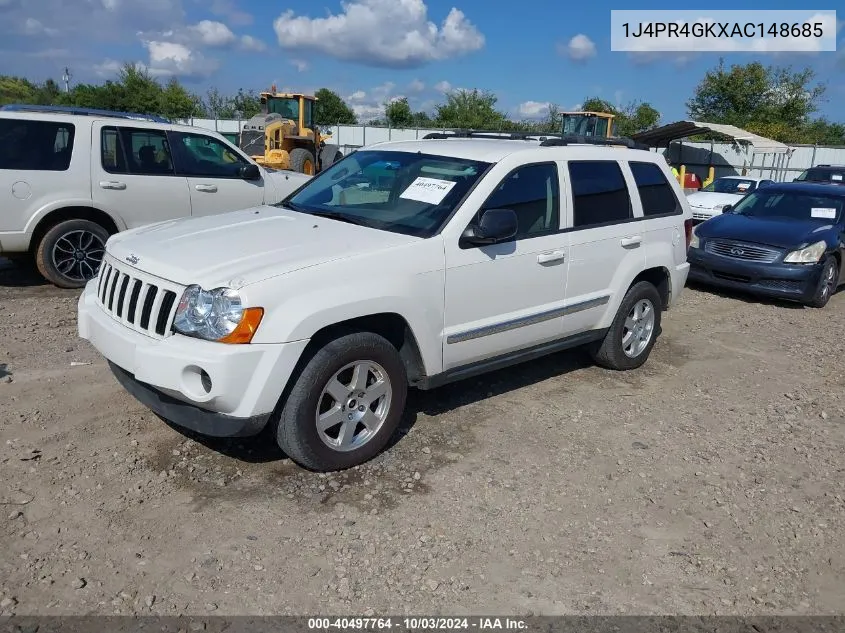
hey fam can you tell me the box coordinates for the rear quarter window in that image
[0,118,76,171]
[629,161,681,216]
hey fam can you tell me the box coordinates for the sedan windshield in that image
[701,178,756,194]
[732,190,844,223]
[278,150,491,237]
[795,168,845,184]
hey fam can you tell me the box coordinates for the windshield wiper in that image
[305,210,372,227]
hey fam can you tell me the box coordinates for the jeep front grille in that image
[96,258,182,339]
[704,239,781,264]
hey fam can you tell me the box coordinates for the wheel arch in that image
[29,206,122,255]
[629,266,671,310]
[295,312,428,388]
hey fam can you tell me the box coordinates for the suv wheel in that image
[35,219,109,289]
[590,281,662,371]
[275,332,408,472]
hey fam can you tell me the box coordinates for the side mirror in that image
[460,208,518,247]
[721,204,733,214]
[239,164,261,180]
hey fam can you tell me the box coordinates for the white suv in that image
[0,104,311,288]
[78,133,692,472]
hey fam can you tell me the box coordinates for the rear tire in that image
[275,332,408,472]
[807,256,838,308]
[590,281,662,371]
[290,148,315,175]
[35,219,109,289]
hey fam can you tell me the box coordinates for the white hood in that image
[686,191,744,209]
[264,168,312,203]
[105,206,419,290]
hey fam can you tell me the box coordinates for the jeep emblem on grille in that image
[126,254,140,265]
[730,248,745,256]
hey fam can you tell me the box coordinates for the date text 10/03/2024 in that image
[307,618,529,630]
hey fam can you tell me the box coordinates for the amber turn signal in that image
[219,307,264,344]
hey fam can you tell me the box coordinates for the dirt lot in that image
[1,257,844,617]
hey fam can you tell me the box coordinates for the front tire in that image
[35,219,109,289]
[275,332,408,472]
[590,281,662,371]
[807,256,838,308]
[289,147,315,175]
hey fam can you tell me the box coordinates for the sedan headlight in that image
[173,285,263,343]
[713,204,729,211]
[783,240,826,264]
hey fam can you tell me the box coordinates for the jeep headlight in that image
[783,240,826,265]
[173,285,263,344]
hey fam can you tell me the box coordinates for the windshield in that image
[264,97,300,120]
[279,150,491,237]
[795,168,845,184]
[732,190,844,223]
[701,178,756,194]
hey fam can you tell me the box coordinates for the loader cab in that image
[560,112,616,138]
[259,92,315,136]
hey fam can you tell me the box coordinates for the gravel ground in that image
[1,257,844,617]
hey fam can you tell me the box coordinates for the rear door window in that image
[0,118,75,171]
[629,161,681,216]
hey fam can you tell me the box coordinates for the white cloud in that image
[239,34,266,51]
[189,20,236,47]
[561,34,596,62]
[22,17,58,36]
[517,101,550,119]
[346,82,398,121]
[289,59,309,72]
[141,40,219,79]
[434,80,452,93]
[408,79,425,93]
[273,0,485,68]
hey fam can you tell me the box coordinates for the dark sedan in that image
[687,182,845,308]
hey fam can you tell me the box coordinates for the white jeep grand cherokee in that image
[78,133,692,472]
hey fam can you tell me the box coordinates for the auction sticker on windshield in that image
[399,177,457,204]
[811,208,837,219]
[832,174,843,182]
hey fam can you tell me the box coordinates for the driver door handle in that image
[537,250,566,264]
[621,235,642,248]
[195,184,218,193]
[99,181,126,190]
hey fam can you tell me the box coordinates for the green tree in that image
[160,77,200,119]
[313,88,357,125]
[434,89,508,129]
[116,63,162,114]
[580,96,660,137]
[203,87,235,119]
[232,88,261,118]
[411,110,433,127]
[0,76,39,105]
[384,97,413,127]
[686,59,825,132]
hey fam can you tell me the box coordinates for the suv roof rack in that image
[815,164,845,168]
[539,135,650,150]
[0,104,171,124]
[422,129,563,141]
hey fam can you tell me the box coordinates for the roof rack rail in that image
[0,104,171,124]
[422,129,562,141]
[539,135,650,150]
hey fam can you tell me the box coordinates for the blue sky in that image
[1,0,843,124]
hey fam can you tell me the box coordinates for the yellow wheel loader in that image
[239,87,344,175]
[560,111,617,138]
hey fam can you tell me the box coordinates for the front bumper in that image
[78,280,310,437]
[687,247,822,302]
[689,207,721,222]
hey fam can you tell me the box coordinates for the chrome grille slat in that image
[93,255,184,340]
[704,239,781,264]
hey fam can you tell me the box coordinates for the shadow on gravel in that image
[686,280,816,310]
[0,257,47,288]
[159,347,593,466]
